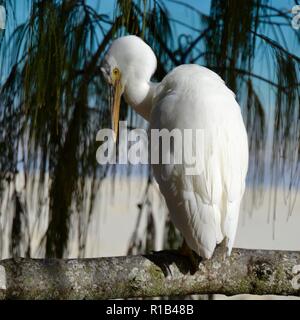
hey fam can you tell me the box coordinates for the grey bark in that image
[0,247,300,299]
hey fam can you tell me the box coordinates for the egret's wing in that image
[150,65,248,258]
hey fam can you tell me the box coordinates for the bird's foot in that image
[214,238,229,261]
[178,240,201,274]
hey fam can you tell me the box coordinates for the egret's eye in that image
[112,67,120,77]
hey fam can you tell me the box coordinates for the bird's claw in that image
[178,240,200,274]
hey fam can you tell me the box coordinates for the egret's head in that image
[101,35,157,138]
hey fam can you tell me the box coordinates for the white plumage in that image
[102,35,249,259]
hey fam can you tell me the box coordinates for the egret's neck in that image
[124,77,157,121]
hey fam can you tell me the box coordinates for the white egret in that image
[101,35,248,263]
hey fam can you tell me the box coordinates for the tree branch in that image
[0,248,300,299]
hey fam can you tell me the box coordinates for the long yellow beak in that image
[111,79,122,142]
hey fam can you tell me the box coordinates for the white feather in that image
[103,36,249,259]
[150,65,248,258]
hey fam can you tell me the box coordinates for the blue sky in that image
[3,0,298,114]
[86,0,297,49]
[2,0,299,183]
[7,0,298,53]
[3,0,299,125]
[4,0,299,128]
